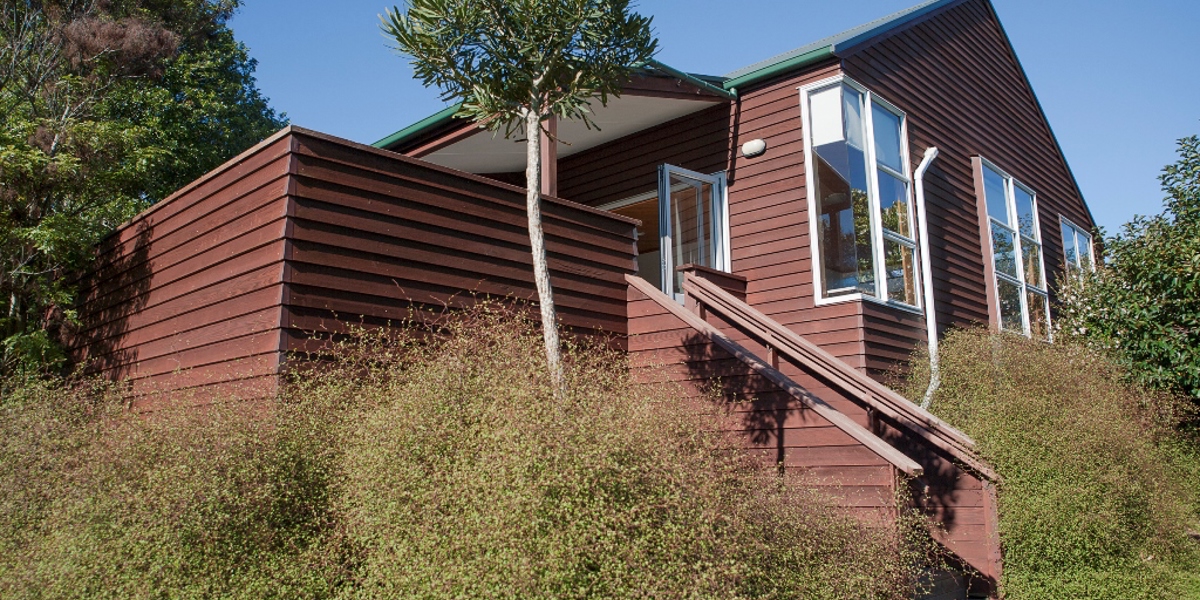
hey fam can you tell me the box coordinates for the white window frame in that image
[979,157,1050,338]
[1059,216,1095,273]
[799,75,921,313]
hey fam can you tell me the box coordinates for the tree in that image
[1057,135,1200,404]
[382,0,657,392]
[0,0,284,375]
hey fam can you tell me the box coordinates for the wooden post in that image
[540,114,557,198]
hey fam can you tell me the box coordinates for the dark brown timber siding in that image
[626,279,900,523]
[280,130,638,356]
[557,103,730,207]
[557,71,902,375]
[71,132,294,398]
[841,0,1095,341]
[73,127,639,395]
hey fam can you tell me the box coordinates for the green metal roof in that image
[374,0,961,150]
[721,0,961,91]
[373,102,463,150]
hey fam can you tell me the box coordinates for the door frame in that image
[658,164,729,301]
[600,164,729,300]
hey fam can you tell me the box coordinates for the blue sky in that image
[229,0,1199,235]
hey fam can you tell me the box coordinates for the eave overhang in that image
[374,64,731,174]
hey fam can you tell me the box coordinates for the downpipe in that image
[914,147,940,409]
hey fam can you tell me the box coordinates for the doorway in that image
[604,165,728,301]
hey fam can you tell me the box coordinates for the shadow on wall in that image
[68,220,154,379]
[678,330,798,474]
[675,324,969,537]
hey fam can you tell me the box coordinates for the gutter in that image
[721,47,834,93]
[373,103,463,150]
[914,147,940,409]
[644,59,737,101]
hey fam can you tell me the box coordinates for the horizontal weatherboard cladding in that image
[73,127,639,399]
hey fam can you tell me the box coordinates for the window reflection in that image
[811,85,875,296]
[992,228,1017,278]
[806,79,916,307]
[1027,291,1049,341]
[885,238,918,306]
[878,171,910,237]
[670,179,713,297]
[1021,238,1042,288]
[1014,186,1035,238]
[998,278,1023,332]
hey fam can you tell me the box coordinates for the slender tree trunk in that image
[523,108,565,393]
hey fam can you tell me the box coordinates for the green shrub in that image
[904,329,1200,599]
[315,308,931,599]
[2,307,932,599]
[0,378,346,599]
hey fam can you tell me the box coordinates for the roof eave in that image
[721,46,835,92]
[374,60,730,152]
[374,103,463,150]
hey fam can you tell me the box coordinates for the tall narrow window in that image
[802,76,918,308]
[806,76,916,307]
[1060,218,1095,274]
[980,160,1049,340]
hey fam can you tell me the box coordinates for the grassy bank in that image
[1,308,929,599]
[902,330,1200,599]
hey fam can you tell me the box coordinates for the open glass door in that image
[659,165,728,301]
[605,165,727,302]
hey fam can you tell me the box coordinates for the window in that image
[979,159,1049,340]
[1060,217,1094,273]
[800,76,919,308]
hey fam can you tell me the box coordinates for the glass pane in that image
[997,278,1023,333]
[1078,231,1094,271]
[1021,237,1043,289]
[885,238,918,306]
[878,170,910,238]
[808,86,844,148]
[613,196,661,291]
[811,84,875,298]
[871,103,904,173]
[844,87,866,152]
[1014,185,1036,238]
[669,177,712,296]
[1060,221,1078,271]
[992,226,1017,278]
[983,166,1009,225]
[1027,290,1050,341]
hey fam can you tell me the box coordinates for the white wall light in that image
[741,138,767,158]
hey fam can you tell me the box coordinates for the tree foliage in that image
[0,0,284,375]
[1057,136,1200,403]
[381,0,657,390]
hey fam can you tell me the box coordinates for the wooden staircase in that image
[626,268,1002,597]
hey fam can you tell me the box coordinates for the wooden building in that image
[74,0,1097,597]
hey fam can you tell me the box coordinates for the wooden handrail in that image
[682,274,998,482]
[627,274,924,477]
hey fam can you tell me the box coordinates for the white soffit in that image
[422,95,720,174]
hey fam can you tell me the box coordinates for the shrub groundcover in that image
[2,307,933,599]
[904,329,1200,599]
